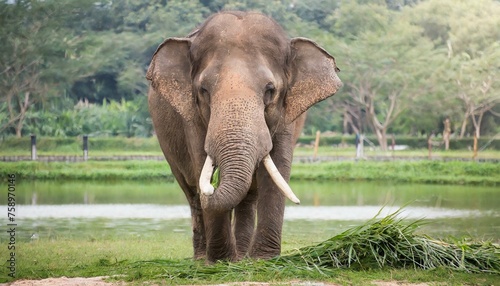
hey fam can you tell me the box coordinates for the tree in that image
[68,31,153,103]
[326,1,390,40]
[2,0,498,139]
[448,0,500,138]
[453,44,500,138]
[66,0,209,104]
[412,0,500,138]
[0,0,96,137]
[292,0,340,29]
[335,6,437,150]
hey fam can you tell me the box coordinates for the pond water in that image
[1,180,499,244]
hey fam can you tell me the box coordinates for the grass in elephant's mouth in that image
[211,166,220,188]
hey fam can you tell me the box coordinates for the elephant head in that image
[147,12,342,214]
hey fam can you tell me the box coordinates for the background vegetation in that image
[1,0,499,150]
[2,160,499,186]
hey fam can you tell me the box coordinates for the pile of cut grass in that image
[128,210,499,283]
[279,209,500,274]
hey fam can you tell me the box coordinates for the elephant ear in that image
[285,37,343,124]
[146,38,194,121]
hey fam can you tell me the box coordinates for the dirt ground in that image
[2,277,432,286]
[1,277,122,286]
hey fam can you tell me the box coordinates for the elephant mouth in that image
[199,154,300,204]
[209,165,220,189]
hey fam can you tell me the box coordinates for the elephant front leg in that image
[249,132,293,259]
[233,186,257,258]
[174,174,207,260]
[204,210,237,262]
[249,176,286,259]
[190,201,206,260]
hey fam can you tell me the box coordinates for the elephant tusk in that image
[199,155,215,195]
[262,154,300,204]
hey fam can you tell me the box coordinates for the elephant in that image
[147,11,342,263]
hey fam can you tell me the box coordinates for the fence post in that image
[313,131,320,160]
[31,134,37,161]
[391,134,395,151]
[391,134,395,159]
[427,134,432,160]
[83,135,88,161]
[355,133,364,159]
[473,133,478,161]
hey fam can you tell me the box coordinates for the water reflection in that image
[31,192,37,205]
[6,180,500,211]
[17,204,487,221]
[1,180,499,242]
[19,204,191,219]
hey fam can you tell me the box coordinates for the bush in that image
[87,137,160,151]
[0,136,160,152]
[18,97,153,138]
[297,135,500,150]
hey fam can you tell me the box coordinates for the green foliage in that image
[291,161,500,186]
[0,136,160,153]
[84,136,160,151]
[0,161,173,181]
[0,0,97,136]
[297,135,500,150]
[293,0,340,29]
[21,97,152,137]
[328,1,390,40]
[1,0,499,139]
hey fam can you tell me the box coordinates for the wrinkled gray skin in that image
[147,11,342,263]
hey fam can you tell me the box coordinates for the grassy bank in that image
[2,145,500,160]
[2,135,499,155]
[1,160,499,186]
[1,135,500,159]
[0,161,174,181]
[5,211,499,285]
[293,146,500,160]
[292,160,500,185]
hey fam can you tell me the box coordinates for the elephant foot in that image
[249,250,280,260]
[249,238,281,260]
[206,247,238,263]
[193,251,206,261]
[204,210,238,263]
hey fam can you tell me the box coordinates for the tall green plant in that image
[21,98,152,137]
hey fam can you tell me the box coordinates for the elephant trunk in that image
[200,95,269,213]
[200,92,301,212]
[200,153,301,206]
[201,135,259,213]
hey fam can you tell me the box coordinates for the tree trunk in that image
[374,127,388,151]
[473,112,484,139]
[342,107,360,135]
[459,114,468,138]
[342,108,348,134]
[14,92,31,138]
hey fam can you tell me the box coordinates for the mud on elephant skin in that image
[147,11,342,262]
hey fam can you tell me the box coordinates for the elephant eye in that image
[200,87,211,101]
[196,86,210,106]
[264,82,276,105]
[200,87,210,97]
